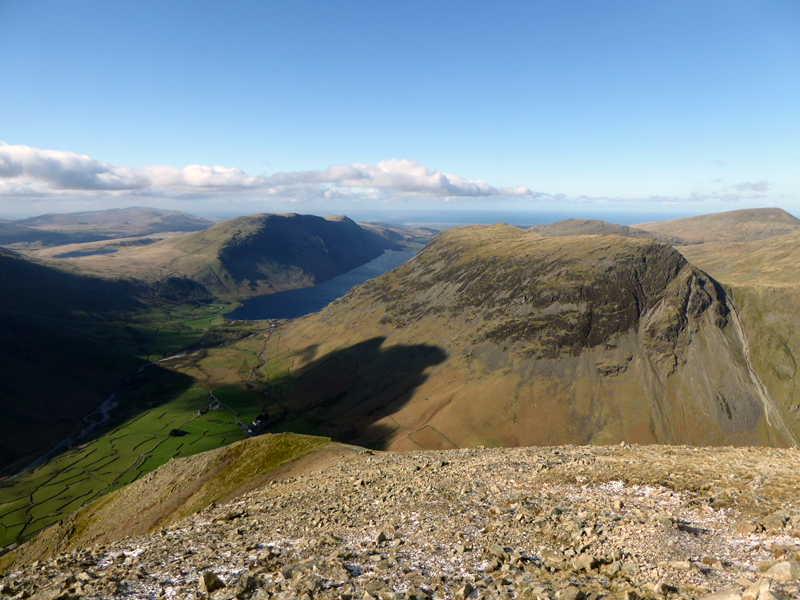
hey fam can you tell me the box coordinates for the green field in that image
[0,381,260,548]
[0,299,274,548]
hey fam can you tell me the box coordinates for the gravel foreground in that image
[2,443,800,600]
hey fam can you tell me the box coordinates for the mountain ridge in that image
[16,206,215,236]
[528,218,683,245]
[635,207,800,244]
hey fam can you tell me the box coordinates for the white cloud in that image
[732,180,769,193]
[623,180,772,205]
[260,159,536,199]
[0,143,533,202]
[0,143,782,213]
[0,144,148,191]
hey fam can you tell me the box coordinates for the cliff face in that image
[263,225,794,449]
[675,231,800,448]
[369,226,712,362]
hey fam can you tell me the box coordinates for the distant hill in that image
[27,213,404,302]
[528,218,682,245]
[250,224,796,450]
[0,220,107,247]
[679,231,800,288]
[0,207,214,248]
[635,207,800,244]
[358,222,439,248]
[16,206,214,237]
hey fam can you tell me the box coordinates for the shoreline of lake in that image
[225,249,416,321]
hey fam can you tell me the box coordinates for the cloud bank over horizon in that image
[0,143,780,215]
[0,143,533,202]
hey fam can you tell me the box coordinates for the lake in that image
[225,249,416,321]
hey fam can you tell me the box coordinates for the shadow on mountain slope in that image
[265,337,447,448]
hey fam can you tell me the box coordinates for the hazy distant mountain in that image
[529,218,682,245]
[0,207,215,247]
[0,220,106,247]
[16,207,214,237]
[635,207,800,245]
[255,224,796,449]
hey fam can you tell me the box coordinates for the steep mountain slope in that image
[26,213,401,302]
[635,207,800,245]
[529,218,682,245]
[0,249,147,471]
[676,232,800,447]
[254,224,795,449]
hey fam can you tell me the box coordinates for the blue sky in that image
[1,1,798,221]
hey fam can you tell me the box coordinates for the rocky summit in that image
[2,441,800,600]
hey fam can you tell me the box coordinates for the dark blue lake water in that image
[225,249,416,321]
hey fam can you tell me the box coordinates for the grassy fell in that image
[635,207,800,245]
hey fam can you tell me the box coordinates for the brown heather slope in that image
[635,207,800,245]
[678,231,800,288]
[251,224,797,450]
[25,213,401,302]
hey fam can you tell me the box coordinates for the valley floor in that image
[2,443,799,600]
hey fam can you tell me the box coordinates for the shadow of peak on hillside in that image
[297,343,320,364]
[288,336,445,378]
[270,336,447,447]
